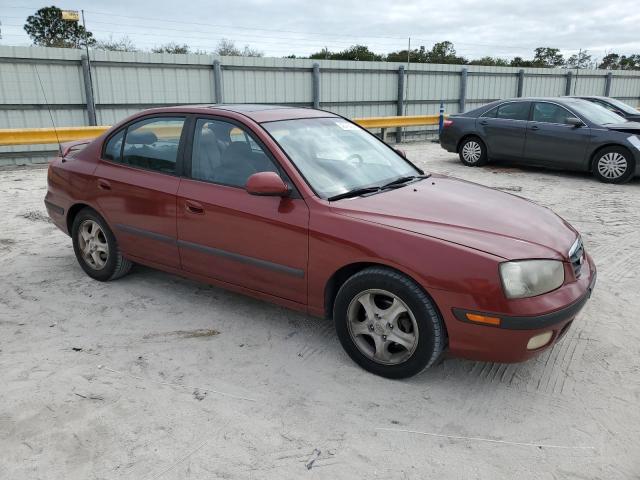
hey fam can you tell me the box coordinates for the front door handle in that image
[530,125,540,131]
[185,200,204,215]
[97,179,111,190]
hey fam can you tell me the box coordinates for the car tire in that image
[592,146,635,184]
[459,136,488,167]
[333,267,446,379]
[71,208,132,281]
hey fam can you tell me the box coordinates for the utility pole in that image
[81,10,95,116]
[403,37,411,141]
[573,48,581,95]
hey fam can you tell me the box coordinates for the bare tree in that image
[95,35,138,52]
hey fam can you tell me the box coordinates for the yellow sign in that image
[61,10,80,21]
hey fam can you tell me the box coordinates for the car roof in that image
[140,104,338,123]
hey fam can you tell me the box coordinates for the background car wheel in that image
[593,146,634,184]
[333,267,446,379]
[71,208,132,281]
[459,136,488,167]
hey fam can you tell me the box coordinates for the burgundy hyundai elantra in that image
[45,105,596,378]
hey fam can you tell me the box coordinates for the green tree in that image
[532,47,564,67]
[310,45,383,61]
[386,46,430,63]
[426,41,467,64]
[599,53,620,70]
[24,5,95,48]
[151,42,191,54]
[566,50,594,69]
[618,54,640,70]
[468,56,510,66]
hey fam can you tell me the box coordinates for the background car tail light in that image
[527,331,553,350]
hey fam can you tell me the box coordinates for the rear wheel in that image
[459,136,488,167]
[334,267,445,379]
[71,208,132,281]
[593,146,634,184]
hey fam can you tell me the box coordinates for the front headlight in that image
[500,260,565,299]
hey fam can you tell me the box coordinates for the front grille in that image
[568,237,584,278]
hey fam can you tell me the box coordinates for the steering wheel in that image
[345,153,364,166]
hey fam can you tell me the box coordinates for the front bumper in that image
[433,253,597,363]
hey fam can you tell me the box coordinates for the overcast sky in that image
[1,0,639,61]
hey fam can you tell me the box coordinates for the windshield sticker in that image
[336,121,359,131]
[628,135,640,151]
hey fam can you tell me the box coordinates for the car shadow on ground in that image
[111,264,553,391]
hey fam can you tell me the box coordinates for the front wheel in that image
[333,267,446,379]
[459,136,488,167]
[71,208,132,281]
[593,146,634,184]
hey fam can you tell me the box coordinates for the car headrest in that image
[127,131,157,145]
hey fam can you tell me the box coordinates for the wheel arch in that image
[456,133,487,154]
[323,261,445,330]
[588,143,634,172]
[66,202,94,235]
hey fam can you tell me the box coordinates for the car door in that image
[523,102,590,169]
[477,101,530,159]
[94,116,186,268]
[176,117,309,305]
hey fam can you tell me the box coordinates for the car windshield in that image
[601,97,640,115]
[262,117,420,198]
[569,100,627,125]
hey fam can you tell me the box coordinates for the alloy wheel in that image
[597,152,628,179]
[346,289,419,365]
[77,219,109,270]
[462,141,482,163]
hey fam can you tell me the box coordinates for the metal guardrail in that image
[0,115,443,147]
[0,126,109,146]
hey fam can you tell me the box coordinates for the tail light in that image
[443,120,454,128]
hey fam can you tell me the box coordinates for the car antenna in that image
[33,64,63,160]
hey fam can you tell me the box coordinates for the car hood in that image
[330,175,577,260]
[605,121,640,133]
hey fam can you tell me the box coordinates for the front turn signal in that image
[465,313,501,326]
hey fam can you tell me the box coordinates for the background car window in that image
[532,103,574,124]
[191,119,278,187]
[104,130,124,162]
[495,102,530,121]
[121,117,184,173]
[480,106,498,118]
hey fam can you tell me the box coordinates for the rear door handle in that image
[480,120,489,126]
[530,125,540,131]
[185,200,204,215]
[97,179,111,190]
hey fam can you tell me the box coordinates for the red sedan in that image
[45,105,596,378]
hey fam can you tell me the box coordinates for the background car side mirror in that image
[394,148,407,159]
[246,171,291,197]
[566,117,584,128]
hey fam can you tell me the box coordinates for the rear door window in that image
[120,117,185,174]
[495,102,530,121]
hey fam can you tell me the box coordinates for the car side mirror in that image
[394,148,407,159]
[246,171,291,197]
[566,117,584,127]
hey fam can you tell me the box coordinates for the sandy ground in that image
[1,143,639,480]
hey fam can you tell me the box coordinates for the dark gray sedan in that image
[440,97,640,183]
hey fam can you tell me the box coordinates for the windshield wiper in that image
[327,186,381,201]
[379,174,430,189]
